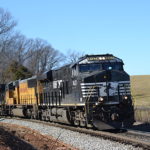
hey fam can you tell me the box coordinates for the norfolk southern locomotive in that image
[0,54,134,130]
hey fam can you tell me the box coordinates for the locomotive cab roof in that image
[71,54,124,68]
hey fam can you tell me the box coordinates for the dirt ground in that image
[0,123,77,150]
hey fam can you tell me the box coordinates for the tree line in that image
[0,8,83,83]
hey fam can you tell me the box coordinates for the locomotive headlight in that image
[95,97,104,106]
[124,96,128,100]
[95,102,99,105]
[98,97,104,102]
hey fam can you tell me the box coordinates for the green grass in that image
[131,75,150,107]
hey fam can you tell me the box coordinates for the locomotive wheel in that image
[80,112,87,127]
[80,120,86,127]
[74,120,80,126]
[73,110,87,127]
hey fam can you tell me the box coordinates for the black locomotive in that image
[0,54,135,130]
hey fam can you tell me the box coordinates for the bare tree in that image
[0,8,66,82]
[26,39,64,75]
[0,8,17,83]
[0,8,17,66]
[0,33,33,82]
[0,8,16,36]
[9,33,34,64]
[66,50,84,64]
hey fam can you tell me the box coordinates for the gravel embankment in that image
[0,119,143,150]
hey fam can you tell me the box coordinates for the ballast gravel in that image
[0,119,143,150]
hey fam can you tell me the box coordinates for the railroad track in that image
[127,129,150,137]
[1,117,150,150]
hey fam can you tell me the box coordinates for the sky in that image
[0,0,150,75]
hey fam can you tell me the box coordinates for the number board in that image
[87,56,115,61]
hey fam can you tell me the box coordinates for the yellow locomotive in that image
[5,77,43,117]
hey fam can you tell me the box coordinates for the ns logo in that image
[101,83,118,96]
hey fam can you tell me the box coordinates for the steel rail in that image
[126,129,150,137]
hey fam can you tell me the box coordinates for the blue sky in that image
[0,0,150,75]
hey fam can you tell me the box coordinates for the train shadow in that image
[103,129,127,133]
[0,127,36,150]
[130,122,150,132]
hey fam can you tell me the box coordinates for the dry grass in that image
[134,108,150,123]
[131,75,150,107]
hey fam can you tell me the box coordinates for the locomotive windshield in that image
[79,62,123,72]
[102,62,123,71]
[79,63,102,72]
